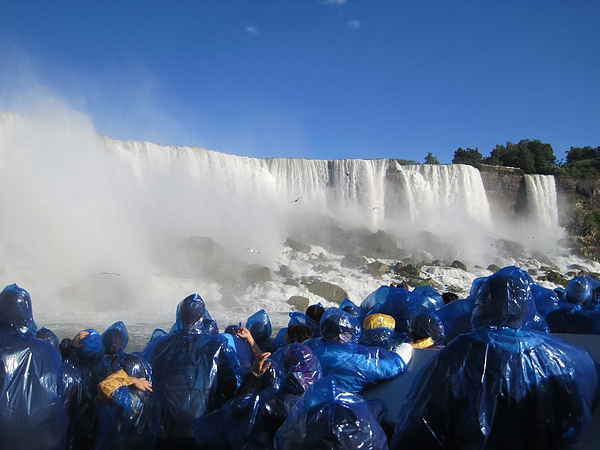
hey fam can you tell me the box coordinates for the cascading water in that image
[388,163,492,229]
[524,174,562,237]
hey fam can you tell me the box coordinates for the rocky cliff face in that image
[478,165,528,221]
[555,176,600,259]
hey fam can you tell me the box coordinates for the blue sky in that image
[1,0,598,163]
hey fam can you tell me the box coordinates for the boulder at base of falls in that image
[403,251,433,265]
[307,281,348,305]
[58,273,136,312]
[279,265,294,277]
[171,236,251,283]
[362,230,399,259]
[241,267,273,285]
[341,254,369,269]
[394,264,422,278]
[363,261,391,278]
[285,238,312,254]
[496,239,526,258]
[287,296,310,310]
[450,260,468,271]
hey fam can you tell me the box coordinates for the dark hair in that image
[442,292,459,305]
[286,324,314,343]
[306,304,325,323]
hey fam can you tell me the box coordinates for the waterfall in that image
[2,111,562,314]
[385,163,492,237]
[524,174,561,233]
[105,136,389,233]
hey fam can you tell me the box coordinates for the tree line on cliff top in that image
[413,140,600,179]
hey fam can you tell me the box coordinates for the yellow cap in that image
[363,313,396,331]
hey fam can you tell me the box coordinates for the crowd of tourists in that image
[0,265,599,449]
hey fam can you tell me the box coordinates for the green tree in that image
[482,139,556,174]
[452,147,483,166]
[424,152,440,164]
[565,146,600,164]
[562,146,600,178]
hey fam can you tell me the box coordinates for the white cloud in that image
[347,19,361,30]
[319,0,347,5]
[244,26,259,37]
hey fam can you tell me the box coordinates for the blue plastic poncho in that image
[470,275,489,298]
[142,293,244,439]
[390,266,600,450]
[36,326,60,349]
[0,284,71,450]
[93,354,160,450]
[194,343,322,449]
[247,309,277,353]
[565,275,600,309]
[359,313,405,351]
[473,267,550,332]
[101,321,130,373]
[305,308,407,393]
[102,321,129,354]
[288,311,320,337]
[411,285,445,311]
[408,312,445,346]
[273,327,288,349]
[360,286,424,332]
[339,298,361,317]
[220,331,254,373]
[434,296,475,343]
[63,328,107,448]
[361,286,411,330]
[274,376,389,450]
[531,283,562,318]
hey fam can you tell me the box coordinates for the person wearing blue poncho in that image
[141,292,244,449]
[93,321,161,449]
[62,327,107,448]
[195,342,322,449]
[390,266,600,450]
[0,284,77,450]
[545,275,600,334]
[304,307,412,393]
[246,309,277,353]
[274,376,389,450]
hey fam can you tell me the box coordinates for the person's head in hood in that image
[409,313,445,346]
[564,276,598,306]
[175,293,206,333]
[246,309,272,342]
[102,321,129,355]
[36,327,60,349]
[280,342,322,394]
[306,304,325,323]
[320,308,361,345]
[339,299,360,317]
[471,266,537,330]
[0,283,36,335]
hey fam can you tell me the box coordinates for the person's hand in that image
[251,352,272,377]
[236,326,252,341]
[70,330,90,348]
[130,377,153,392]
